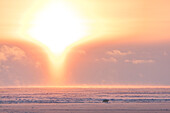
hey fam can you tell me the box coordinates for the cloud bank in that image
[0,45,26,63]
[106,50,133,56]
[124,59,155,64]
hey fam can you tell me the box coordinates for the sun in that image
[26,1,87,54]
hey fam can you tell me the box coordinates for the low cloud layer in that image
[106,50,133,56]
[0,44,48,86]
[96,57,117,62]
[65,42,170,86]
[0,45,26,73]
[125,59,155,64]
[0,45,26,63]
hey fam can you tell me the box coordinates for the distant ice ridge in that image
[0,88,170,104]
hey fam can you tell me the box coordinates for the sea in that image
[0,88,170,104]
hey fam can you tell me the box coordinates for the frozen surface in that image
[1,88,170,113]
[1,88,170,104]
[0,103,170,113]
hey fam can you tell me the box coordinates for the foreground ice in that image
[0,103,170,113]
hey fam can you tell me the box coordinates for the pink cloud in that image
[0,45,26,72]
[0,45,26,62]
[125,59,155,64]
[106,50,133,56]
[96,57,117,63]
[0,52,7,63]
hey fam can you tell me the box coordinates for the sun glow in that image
[27,1,87,54]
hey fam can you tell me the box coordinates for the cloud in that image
[0,45,26,63]
[124,59,155,64]
[106,50,133,56]
[0,52,7,62]
[96,57,117,63]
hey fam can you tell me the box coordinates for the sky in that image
[0,0,170,86]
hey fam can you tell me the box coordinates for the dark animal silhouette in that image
[102,99,109,103]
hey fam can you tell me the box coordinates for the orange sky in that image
[0,0,170,86]
[1,0,170,40]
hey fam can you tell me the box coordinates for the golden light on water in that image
[26,1,87,54]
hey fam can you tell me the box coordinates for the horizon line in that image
[1,85,170,88]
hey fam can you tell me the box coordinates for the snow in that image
[0,88,170,104]
[0,88,170,112]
